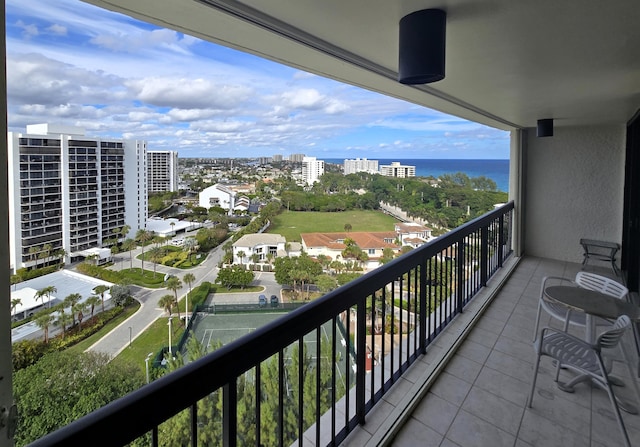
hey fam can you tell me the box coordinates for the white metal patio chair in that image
[533,272,629,341]
[527,315,632,447]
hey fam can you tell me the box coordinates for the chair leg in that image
[603,381,632,447]
[533,302,542,342]
[527,351,543,408]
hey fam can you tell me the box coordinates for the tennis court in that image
[180,306,356,390]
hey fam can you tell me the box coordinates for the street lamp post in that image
[168,317,173,355]
[128,326,132,348]
[145,352,153,384]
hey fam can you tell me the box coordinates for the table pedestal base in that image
[557,376,638,414]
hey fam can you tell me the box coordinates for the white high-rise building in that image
[8,124,147,271]
[302,156,325,185]
[379,161,416,178]
[147,150,178,193]
[344,158,379,175]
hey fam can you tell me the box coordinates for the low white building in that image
[198,184,249,213]
[395,222,433,248]
[232,233,287,264]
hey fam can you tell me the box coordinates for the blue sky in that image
[6,0,509,159]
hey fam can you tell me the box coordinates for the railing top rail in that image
[29,201,514,446]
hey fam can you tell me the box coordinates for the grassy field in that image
[268,210,399,242]
[113,317,185,374]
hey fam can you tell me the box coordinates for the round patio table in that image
[543,285,640,413]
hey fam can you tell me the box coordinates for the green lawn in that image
[268,210,399,242]
[112,317,185,374]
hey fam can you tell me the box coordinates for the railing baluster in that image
[223,380,237,447]
[420,260,427,354]
[298,336,304,446]
[256,362,261,447]
[331,316,337,445]
[278,350,284,447]
[356,302,366,425]
[316,326,321,446]
[190,403,197,447]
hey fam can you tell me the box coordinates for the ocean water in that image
[325,158,510,192]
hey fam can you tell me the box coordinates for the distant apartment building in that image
[302,156,325,185]
[289,153,306,163]
[258,157,272,165]
[147,150,178,193]
[272,154,283,162]
[344,158,379,175]
[8,124,147,271]
[380,161,416,178]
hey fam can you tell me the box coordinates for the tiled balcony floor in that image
[345,257,640,446]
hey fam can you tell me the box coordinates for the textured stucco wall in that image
[524,124,626,263]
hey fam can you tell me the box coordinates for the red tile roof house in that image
[301,231,400,271]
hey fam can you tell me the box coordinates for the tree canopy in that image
[13,350,143,446]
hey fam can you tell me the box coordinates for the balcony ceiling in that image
[85,0,640,131]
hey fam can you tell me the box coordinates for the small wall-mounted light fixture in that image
[398,9,446,85]
[537,119,554,137]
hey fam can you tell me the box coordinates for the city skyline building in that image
[379,161,416,178]
[344,158,379,175]
[147,150,178,193]
[8,124,147,271]
[302,156,325,185]
[289,153,305,163]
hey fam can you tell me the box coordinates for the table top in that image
[545,285,640,321]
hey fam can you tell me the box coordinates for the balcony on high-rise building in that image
[2,1,640,446]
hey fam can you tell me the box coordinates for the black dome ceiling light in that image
[398,9,447,84]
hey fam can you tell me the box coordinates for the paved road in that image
[86,241,226,358]
[87,240,284,359]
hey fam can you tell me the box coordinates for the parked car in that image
[270,295,279,307]
[258,294,267,308]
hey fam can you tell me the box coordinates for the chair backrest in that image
[597,315,631,349]
[575,271,628,300]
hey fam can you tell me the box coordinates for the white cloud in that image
[126,77,252,110]
[16,20,38,38]
[4,0,509,158]
[46,24,67,35]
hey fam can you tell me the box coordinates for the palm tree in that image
[183,237,198,263]
[28,245,39,267]
[183,272,196,324]
[55,309,73,339]
[136,229,154,273]
[121,238,136,269]
[39,285,57,309]
[120,224,131,240]
[148,246,164,277]
[165,276,183,323]
[86,295,101,319]
[170,221,176,235]
[158,294,175,316]
[11,298,22,319]
[93,284,110,313]
[42,243,53,265]
[35,311,55,343]
[236,250,245,265]
[11,274,22,291]
[64,293,82,325]
[73,301,88,329]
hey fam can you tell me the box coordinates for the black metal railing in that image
[29,202,514,447]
